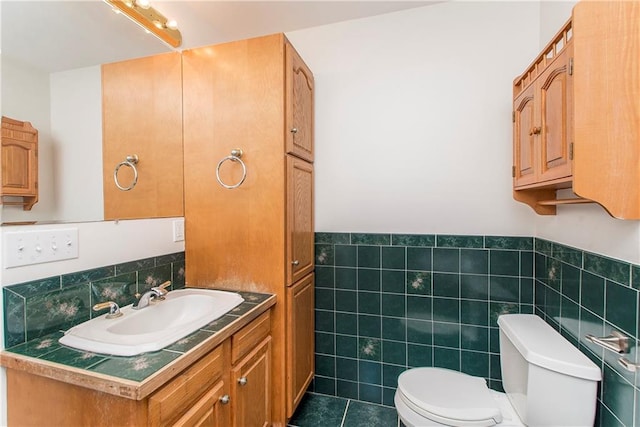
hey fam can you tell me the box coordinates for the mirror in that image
[0,0,173,224]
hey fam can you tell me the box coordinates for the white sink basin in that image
[59,289,244,356]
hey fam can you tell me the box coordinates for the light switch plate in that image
[4,228,79,268]
[173,219,185,242]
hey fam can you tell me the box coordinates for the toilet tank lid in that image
[498,314,602,381]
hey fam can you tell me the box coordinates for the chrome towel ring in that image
[114,154,139,191]
[216,149,246,189]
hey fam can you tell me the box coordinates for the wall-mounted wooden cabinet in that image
[183,34,314,424]
[102,52,184,221]
[512,1,640,219]
[1,116,38,210]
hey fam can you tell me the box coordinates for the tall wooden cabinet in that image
[0,116,38,210]
[513,1,640,219]
[102,52,184,220]
[183,33,315,424]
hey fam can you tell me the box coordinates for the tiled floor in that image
[289,393,399,427]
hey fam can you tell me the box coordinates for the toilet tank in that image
[498,314,601,427]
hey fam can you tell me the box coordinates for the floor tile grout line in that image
[340,399,351,427]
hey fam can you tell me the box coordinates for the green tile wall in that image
[314,233,534,407]
[534,239,640,427]
[3,252,185,348]
[314,233,640,427]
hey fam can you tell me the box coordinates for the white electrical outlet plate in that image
[4,228,79,268]
[173,219,185,242]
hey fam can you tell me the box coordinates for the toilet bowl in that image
[394,368,524,427]
[394,315,601,427]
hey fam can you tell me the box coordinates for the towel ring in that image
[216,149,246,189]
[114,154,139,191]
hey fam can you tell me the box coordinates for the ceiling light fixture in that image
[103,0,182,48]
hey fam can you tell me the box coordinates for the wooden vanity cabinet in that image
[183,33,315,424]
[5,311,272,427]
[101,51,184,220]
[0,116,38,210]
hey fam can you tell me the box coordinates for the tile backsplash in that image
[3,252,185,348]
[314,233,640,427]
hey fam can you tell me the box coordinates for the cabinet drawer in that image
[231,311,271,364]
[149,345,224,426]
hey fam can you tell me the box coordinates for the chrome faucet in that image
[132,280,171,310]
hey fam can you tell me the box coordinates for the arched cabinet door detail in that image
[286,42,314,163]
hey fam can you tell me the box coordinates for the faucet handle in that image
[157,280,171,290]
[151,281,171,300]
[93,301,123,319]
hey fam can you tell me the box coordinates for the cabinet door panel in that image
[539,46,573,182]
[102,51,184,220]
[513,86,537,187]
[286,273,314,417]
[231,337,271,427]
[173,381,228,427]
[286,42,314,162]
[286,156,314,285]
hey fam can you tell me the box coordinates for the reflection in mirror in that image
[0,1,172,224]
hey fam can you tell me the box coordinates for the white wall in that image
[287,1,541,237]
[0,56,54,223]
[50,66,104,222]
[287,1,640,264]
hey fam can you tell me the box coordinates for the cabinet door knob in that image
[219,395,230,404]
[291,260,300,266]
[531,126,542,135]
[238,377,248,386]
[290,128,298,134]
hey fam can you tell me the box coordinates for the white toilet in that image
[395,314,602,427]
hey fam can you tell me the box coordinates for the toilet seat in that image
[397,368,503,427]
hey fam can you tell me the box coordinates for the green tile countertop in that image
[0,289,275,400]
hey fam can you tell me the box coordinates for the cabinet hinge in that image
[569,142,574,160]
[569,58,574,76]
[512,166,516,178]
[512,111,515,123]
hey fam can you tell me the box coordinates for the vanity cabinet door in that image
[231,337,271,427]
[173,380,229,427]
[285,42,314,162]
[102,51,184,220]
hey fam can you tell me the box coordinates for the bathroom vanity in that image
[0,292,275,426]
